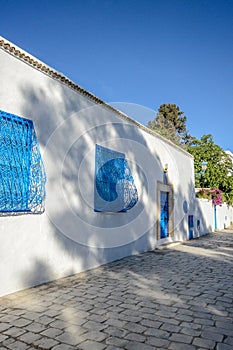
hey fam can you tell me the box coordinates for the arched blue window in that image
[0,110,46,214]
[94,145,138,212]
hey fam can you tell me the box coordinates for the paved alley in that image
[0,230,233,350]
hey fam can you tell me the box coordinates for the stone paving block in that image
[23,311,41,320]
[144,327,170,338]
[224,336,233,345]
[0,333,8,342]
[216,344,233,350]
[125,332,145,342]
[104,326,128,338]
[194,311,213,319]
[118,314,142,323]
[212,313,230,321]
[67,316,87,326]
[49,319,67,329]
[105,336,129,348]
[125,341,155,350]
[124,322,146,334]
[194,318,215,326]
[105,346,123,350]
[140,307,157,315]
[77,330,107,343]
[55,331,81,346]
[34,336,60,349]
[65,325,87,336]
[189,305,209,313]
[18,331,42,344]
[6,340,30,350]
[51,344,77,350]
[8,308,25,316]
[11,317,33,327]
[193,337,216,349]
[177,308,193,316]
[70,310,89,319]
[203,326,231,336]
[140,318,162,329]
[87,314,108,323]
[175,313,193,322]
[146,336,170,348]
[40,327,63,338]
[2,338,15,347]
[91,308,108,316]
[181,327,201,337]
[215,321,233,330]
[169,342,196,350]
[169,333,193,344]
[42,309,60,318]
[37,315,54,325]
[180,322,202,330]
[79,340,106,350]
[3,326,26,337]
[0,314,19,323]
[83,320,107,331]
[173,302,190,309]
[157,316,181,325]
[161,323,181,333]
[104,318,126,328]
[201,330,224,342]
[25,321,47,333]
[0,322,12,332]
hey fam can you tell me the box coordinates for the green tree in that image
[187,134,233,204]
[147,103,191,145]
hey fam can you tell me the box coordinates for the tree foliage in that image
[187,135,233,204]
[147,104,233,205]
[147,104,191,145]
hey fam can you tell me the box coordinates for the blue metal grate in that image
[160,191,169,238]
[0,110,46,214]
[95,145,138,212]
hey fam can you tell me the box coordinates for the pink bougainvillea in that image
[211,188,223,206]
[196,187,223,206]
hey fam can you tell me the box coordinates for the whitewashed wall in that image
[194,199,215,237]
[0,38,196,296]
[215,202,233,230]
[194,199,233,238]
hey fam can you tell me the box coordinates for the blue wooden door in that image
[188,215,194,240]
[214,205,217,230]
[160,191,169,238]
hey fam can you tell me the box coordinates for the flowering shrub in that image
[211,188,223,206]
[196,188,223,206]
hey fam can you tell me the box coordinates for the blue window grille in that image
[0,110,46,214]
[160,191,169,238]
[163,171,168,185]
[94,145,138,212]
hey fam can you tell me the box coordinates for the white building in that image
[225,150,233,175]
[0,37,230,296]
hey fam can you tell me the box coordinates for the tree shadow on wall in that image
[18,79,165,288]
[18,78,220,297]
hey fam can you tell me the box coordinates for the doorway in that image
[157,182,174,240]
[160,191,169,238]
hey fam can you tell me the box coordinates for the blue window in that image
[0,110,46,214]
[160,191,169,238]
[163,171,167,185]
[94,145,138,212]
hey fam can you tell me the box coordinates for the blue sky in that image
[1,0,232,150]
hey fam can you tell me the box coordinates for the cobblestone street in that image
[0,230,233,350]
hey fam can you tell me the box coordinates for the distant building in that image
[225,150,233,162]
[225,150,233,175]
